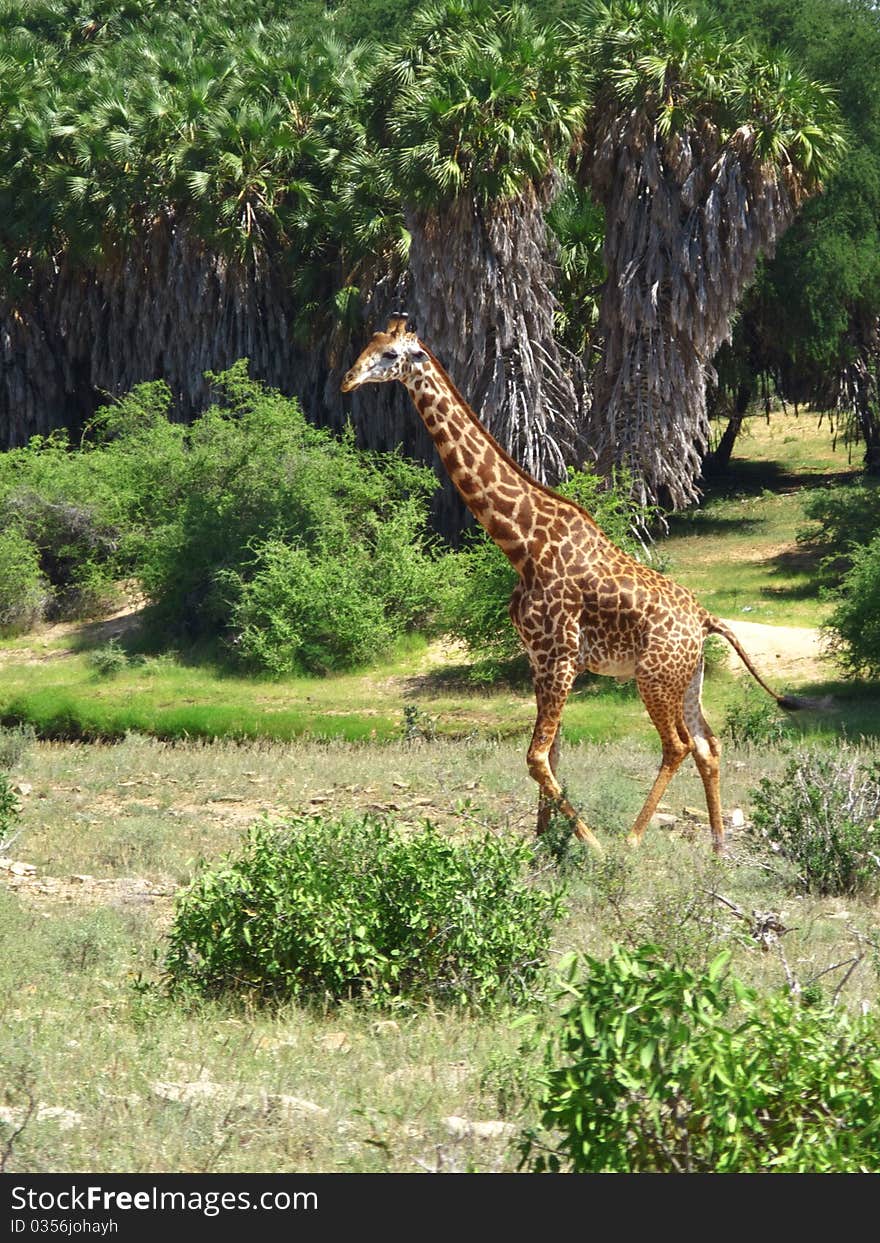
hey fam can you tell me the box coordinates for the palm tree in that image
[0,6,387,443]
[577,0,846,512]
[373,0,588,483]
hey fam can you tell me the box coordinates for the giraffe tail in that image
[705,617,832,711]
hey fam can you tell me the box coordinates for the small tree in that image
[824,535,880,680]
[522,943,880,1173]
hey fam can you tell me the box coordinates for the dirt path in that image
[718,616,829,684]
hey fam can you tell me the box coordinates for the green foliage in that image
[165,814,565,1008]
[0,365,442,673]
[747,749,880,896]
[824,533,880,678]
[723,685,791,747]
[0,772,20,843]
[710,0,880,409]
[87,639,130,677]
[381,2,586,206]
[521,943,880,1173]
[800,481,880,576]
[0,412,160,620]
[0,526,48,634]
[546,177,606,354]
[801,480,880,678]
[142,365,440,672]
[440,468,656,667]
[225,540,392,676]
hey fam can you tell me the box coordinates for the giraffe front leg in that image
[528,666,602,852]
[536,728,560,836]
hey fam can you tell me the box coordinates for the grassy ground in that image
[663,409,856,627]
[2,407,879,1174]
[0,408,874,746]
[2,730,879,1173]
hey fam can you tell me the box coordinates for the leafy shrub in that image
[824,533,880,677]
[0,774,20,845]
[521,943,880,1173]
[87,639,130,677]
[0,488,121,619]
[4,413,160,630]
[131,365,442,669]
[225,540,393,676]
[440,467,655,667]
[0,527,48,634]
[747,750,880,896]
[165,814,565,1008]
[0,367,443,668]
[723,685,791,747]
[800,482,880,578]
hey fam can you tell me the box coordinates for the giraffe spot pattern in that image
[339,325,787,856]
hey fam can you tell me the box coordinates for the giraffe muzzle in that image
[340,370,358,392]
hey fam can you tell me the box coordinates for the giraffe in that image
[342,314,810,854]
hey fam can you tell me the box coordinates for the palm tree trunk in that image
[838,315,880,474]
[405,182,584,485]
[583,113,798,512]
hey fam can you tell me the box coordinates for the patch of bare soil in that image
[719,616,830,684]
[0,592,148,665]
[0,858,177,928]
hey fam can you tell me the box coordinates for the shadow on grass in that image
[402,658,646,703]
[785,679,880,742]
[698,458,861,501]
[402,656,532,697]
[665,511,765,540]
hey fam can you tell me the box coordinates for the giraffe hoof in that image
[624,832,641,850]
[574,824,604,853]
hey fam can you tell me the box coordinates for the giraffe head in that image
[340,314,429,392]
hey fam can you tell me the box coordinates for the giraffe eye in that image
[382,351,396,360]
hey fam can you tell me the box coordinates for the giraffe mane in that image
[417,341,601,532]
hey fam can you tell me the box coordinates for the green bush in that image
[0,774,20,844]
[165,814,565,1008]
[522,944,880,1173]
[0,366,443,669]
[226,540,392,675]
[440,468,655,668]
[130,365,442,669]
[800,482,880,577]
[0,526,49,634]
[0,488,121,620]
[723,685,791,748]
[87,639,130,677]
[747,750,880,896]
[824,533,880,678]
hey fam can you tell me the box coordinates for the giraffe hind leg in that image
[626,679,691,848]
[683,662,725,855]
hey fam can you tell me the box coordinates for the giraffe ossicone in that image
[342,317,810,855]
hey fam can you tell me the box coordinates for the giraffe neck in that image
[403,354,547,569]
